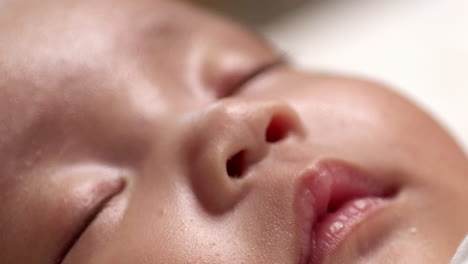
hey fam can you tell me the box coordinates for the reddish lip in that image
[295,159,395,264]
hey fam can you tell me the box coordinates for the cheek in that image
[261,73,468,261]
[243,75,407,165]
[77,166,299,264]
[242,70,468,188]
[116,191,295,263]
[296,84,464,187]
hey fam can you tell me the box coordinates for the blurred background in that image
[197,0,468,152]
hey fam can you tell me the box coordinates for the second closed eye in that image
[195,40,286,99]
[217,58,287,98]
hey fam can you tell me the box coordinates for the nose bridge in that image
[184,98,304,214]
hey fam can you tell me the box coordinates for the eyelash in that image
[219,58,286,98]
[55,185,124,264]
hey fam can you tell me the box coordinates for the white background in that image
[256,0,468,152]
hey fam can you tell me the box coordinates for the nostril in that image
[226,150,246,178]
[265,115,291,143]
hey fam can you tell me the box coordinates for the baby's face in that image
[1,0,467,263]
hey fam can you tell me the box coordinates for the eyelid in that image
[55,179,126,264]
[219,56,287,98]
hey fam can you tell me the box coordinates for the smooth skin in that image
[0,0,467,263]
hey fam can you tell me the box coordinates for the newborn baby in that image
[1,0,467,263]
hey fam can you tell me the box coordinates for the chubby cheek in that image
[243,69,466,185]
[71,175,299,264]
[242,69,468,262]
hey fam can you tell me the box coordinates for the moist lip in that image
[309,197,390,264]
[295,159,396,264]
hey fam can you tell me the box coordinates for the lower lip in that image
[308,197,388,264]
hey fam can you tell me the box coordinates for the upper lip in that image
[295,159,395,264]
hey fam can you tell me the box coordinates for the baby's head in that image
[1,0,467,263]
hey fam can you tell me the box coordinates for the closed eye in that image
[55,182,125,264]
[219,56,287,98]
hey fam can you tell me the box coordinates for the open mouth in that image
[295,159,397,264]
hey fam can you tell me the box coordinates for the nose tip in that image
[265,110,302,143]
[224,101,304,178]
[183,98,304,213]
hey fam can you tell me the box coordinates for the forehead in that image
[0,0,183,156]
[0,0,274,102]
[0,0,196,86]
[0,1,201,113]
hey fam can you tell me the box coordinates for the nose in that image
[182,99,304,213]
